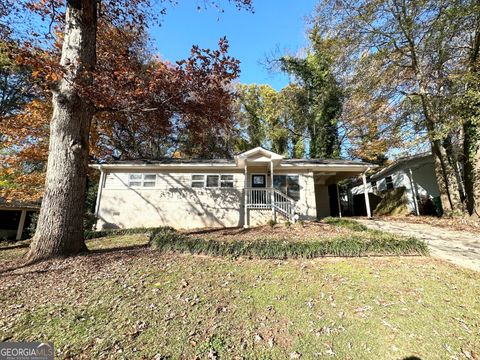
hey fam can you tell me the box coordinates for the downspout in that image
[94,166,106,222]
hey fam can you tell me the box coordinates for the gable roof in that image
[370,152,433,181]
[235,147,283,161]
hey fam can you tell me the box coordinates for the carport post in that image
[408,168,420,216]
[16,209,27,240]
[362,171,372,218]
[336,184,342,218]
[244,162,248,228]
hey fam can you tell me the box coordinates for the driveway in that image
[355,218,480,272]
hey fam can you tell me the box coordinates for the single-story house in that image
[0,199,40,241]
[349,152,441,216]
[91,147,375,229]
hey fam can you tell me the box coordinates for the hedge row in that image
[149,228,428,259]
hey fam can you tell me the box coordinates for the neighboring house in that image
[91,147,373,229]
[0,199,40,240]
[349,152,441,216]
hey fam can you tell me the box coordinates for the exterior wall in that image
[411,161,440,198]
[97,169,245,229]
[314,184,330,218]
[349,158,440,215]
[97,167,321,229]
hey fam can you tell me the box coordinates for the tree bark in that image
[27,0,97,262]
[464,118,480,218]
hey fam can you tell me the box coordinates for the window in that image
[385,176,394,190]
[206,175,219,188]
[273,175,300,201]
[191,175,205,188]
[128,173,157,188]
[220,175,234,188]
[191,174,235,188]
[370,180,377,192]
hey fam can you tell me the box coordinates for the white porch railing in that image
[245,187,296,221]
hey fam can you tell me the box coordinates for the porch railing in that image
[245,187,296,221]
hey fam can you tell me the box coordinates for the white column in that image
[270,160,275,221]
[408,168,420,216]
[16,209,27,240]
[362,172,372,218]
[336,184,342,218]
[244,162,248,228]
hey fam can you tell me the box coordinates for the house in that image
[91,147,374,230]
[0,199,40,241]
[349,152,442,216]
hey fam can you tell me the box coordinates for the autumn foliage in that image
[1,18,242,203]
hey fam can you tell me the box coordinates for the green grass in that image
[323,217,369,231]
[0,234,478,359]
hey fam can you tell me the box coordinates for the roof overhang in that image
[89,163,238,171]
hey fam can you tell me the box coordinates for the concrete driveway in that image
[355,218,480,272]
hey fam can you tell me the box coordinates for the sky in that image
[150,0,319,90]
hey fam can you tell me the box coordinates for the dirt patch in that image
[181,222,351,242]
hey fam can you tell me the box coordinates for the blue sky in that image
[150,1,318,90]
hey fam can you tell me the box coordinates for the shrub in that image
[267,219,277,228]
[150,230,428,259]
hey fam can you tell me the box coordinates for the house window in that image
[385,176,394,190]
[220,175,234,188]
[128,173,156,188]
[273,175,300,201]
[191,175,205,188]
[206,175,219,188]
[191,174,234,188]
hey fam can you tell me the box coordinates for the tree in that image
[0,42,38,118]
[313,0,478,214]
[280,28,342,159]
[5,0,253,262]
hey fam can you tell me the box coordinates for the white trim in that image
[235,147,283,161]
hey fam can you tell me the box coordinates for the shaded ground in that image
[1,234,479,359]
[356,218,480,272]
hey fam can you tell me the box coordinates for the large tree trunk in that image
[27,0,97,262]
[463,118,480,218]
[430,139,464,214]
[419,94,464,214]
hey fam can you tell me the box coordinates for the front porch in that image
[235,147,375,228]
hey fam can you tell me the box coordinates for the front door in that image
[251,174,267,205]
[251,174,266,188]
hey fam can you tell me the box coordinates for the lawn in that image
[0,227,479,359]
